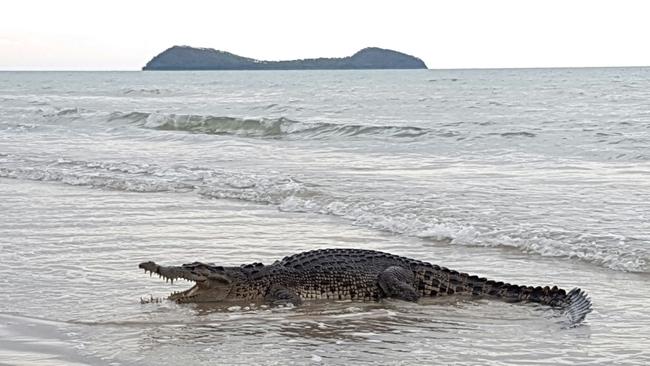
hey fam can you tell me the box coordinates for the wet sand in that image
[1,178,649,365]
[0,314,103,366]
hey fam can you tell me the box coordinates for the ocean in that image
[0,69,648,365]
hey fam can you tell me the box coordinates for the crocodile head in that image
[139,261,242,303]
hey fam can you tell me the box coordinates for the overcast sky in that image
[1,0,649,70]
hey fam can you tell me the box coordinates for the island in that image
[142,46,427,70]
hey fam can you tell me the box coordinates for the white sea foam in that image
[1,154,646,272]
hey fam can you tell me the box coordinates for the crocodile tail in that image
[462,274,592,324]
[416,265,592,324]
[558,288,592,325]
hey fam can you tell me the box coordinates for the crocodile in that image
[139,248,592,324]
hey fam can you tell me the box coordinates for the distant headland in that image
[142,46,427,71]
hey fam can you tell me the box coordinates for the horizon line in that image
[2,65,650,72]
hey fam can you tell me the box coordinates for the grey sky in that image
[1,0,649,70]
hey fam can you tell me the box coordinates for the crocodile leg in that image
[377,266,420,302]
[265,284,303,306]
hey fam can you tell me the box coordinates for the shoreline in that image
[0,313,104,366]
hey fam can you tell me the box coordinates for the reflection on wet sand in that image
[135,297,542,345]
[124,297,590,365]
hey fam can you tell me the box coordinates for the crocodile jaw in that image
[139,261,232,303]
[168,283,202,303]
[139,261,208,303]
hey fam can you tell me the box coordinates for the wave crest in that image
[109,111,430,139]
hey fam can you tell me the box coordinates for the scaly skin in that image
[139,248,592,323]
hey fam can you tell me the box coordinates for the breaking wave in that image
[108,111,431,139]
[1,154,647,273]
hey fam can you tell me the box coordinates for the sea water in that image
[0,69,649,365]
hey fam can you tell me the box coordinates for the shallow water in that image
[1,69,649,365]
